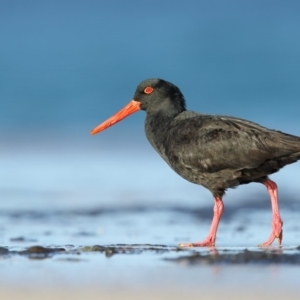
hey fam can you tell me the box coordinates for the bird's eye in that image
[144,87,154,94]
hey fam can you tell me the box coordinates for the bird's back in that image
[162,111,300,195]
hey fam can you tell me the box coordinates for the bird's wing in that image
[164,115,300,173]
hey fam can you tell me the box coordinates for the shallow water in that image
[1,138,300,299]
[1,203,300,294]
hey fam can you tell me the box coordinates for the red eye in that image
[144,87,154,94]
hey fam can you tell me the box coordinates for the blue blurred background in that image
[1,0,300,211]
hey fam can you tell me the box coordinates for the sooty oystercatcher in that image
[91,78,300,247]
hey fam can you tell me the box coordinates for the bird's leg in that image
[259,179,283,247]
[179,197,224,247]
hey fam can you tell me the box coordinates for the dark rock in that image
[0,247,9,255]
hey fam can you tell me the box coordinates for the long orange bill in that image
[90,100,141,135]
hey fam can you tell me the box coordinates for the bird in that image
[90,78,300,247]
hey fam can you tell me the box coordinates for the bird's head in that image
[90,78,186,135]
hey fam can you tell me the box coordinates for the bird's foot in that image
[258,218,283,247]
[178,197,222,248]
[178,237,215,248]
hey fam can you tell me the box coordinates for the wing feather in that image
[164,115,300,173]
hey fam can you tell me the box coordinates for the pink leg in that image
[259,179,283,247]
[179,197,224,247]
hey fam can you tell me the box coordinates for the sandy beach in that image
[0,287,299,300]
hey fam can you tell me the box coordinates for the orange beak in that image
[90,100,141,135]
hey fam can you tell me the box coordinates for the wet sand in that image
[0,288,298,300]
[1,205,300,300]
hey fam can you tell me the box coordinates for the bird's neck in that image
[144,108,182,158]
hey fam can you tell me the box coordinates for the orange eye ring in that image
[144,87,154,94]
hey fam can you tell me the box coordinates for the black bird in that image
[91,78,300,247]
